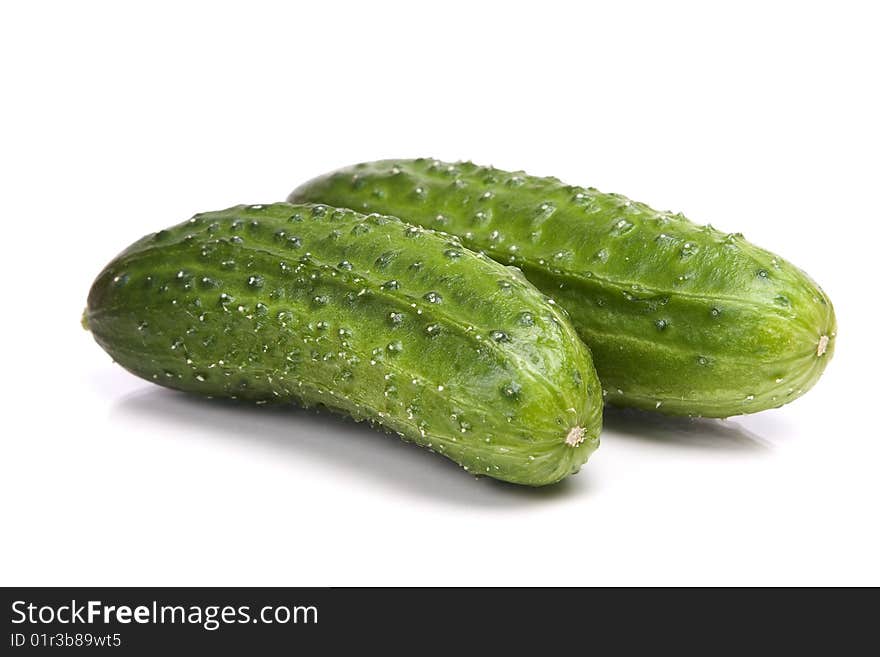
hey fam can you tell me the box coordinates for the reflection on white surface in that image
[110,384,776,506]
[112,387,586,508]
[603,407,775,452]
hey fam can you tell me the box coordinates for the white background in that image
[1,1,877,586]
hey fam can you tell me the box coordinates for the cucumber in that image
[85,203,601,486]
[290,159,836,417]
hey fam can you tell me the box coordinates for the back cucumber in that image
[290,159,836,417]
[85,203,601,486]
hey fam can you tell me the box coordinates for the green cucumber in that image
[85,203,601,486]
[290,159,836,418]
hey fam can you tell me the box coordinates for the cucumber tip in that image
[565,426,586,447]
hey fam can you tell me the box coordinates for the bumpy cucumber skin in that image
[85,203,601,486]
[290,159,836,418]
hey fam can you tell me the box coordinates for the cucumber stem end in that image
[565,426,586,447]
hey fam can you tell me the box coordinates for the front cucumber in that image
[290,159,836,418]
[85,203,601,486]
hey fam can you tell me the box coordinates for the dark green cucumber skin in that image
[85,203,601,486]
[290,159,837,418]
